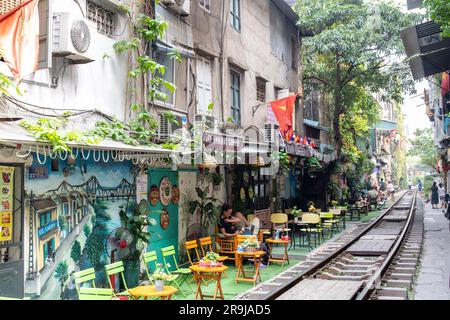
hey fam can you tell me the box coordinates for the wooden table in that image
[128,285,177,300]
[234,251,265,286]
[189,265,228,300]
[266,238,289,266]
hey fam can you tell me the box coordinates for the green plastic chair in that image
[73,268,96,294]
[78,287,114,300]
[161,245,193,296]
[105,261,130,298]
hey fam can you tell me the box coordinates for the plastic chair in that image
[199,236,228,262]
[320,213,338,239]
[329,208,345,229]
[73,268,96,294]
[161,245,193,297]
[299,213,323,248]
[271,213,291,236]
[78,287,114,300]
[104,261,130,299]
[184,240,201,266]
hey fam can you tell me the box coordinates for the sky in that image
[402,81,433,139]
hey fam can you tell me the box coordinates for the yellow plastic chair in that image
[73,268,96,294]
[78,288,114,300]
[199,236,228,262]
[271,213,291,235]
[300,213,323,248]
[329,208,344,229]
[104,261,130,298]
[161,245,193,296]
[184,240,201,266]
[320,212,338,239]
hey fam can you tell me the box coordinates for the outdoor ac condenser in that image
[161,0,190,16]
[52,12,96,64]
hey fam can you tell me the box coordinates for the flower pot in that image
[155,280,165,292]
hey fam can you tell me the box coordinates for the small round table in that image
[234,251,266,286]
[190,265,228,300]
[128,285,177,300]
[266,238,290,266]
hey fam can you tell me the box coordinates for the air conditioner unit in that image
[161,0,190,16]
[264,123,279,143]
[195,114,218,132]
[158,113,184,140]
[52,13,95,64]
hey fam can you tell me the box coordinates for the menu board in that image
[136,173,148,204]
[0,166,14,241]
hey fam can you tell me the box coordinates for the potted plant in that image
[291,206,302,223]
[241,238,259,252]
[189,187,222,236]
[199,251,222,268]
[331,200,338,209]
[151,263,172,292]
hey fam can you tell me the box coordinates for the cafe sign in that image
[38,220,58,238]
[203,132,244,152]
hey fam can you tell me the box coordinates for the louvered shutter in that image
[196,57,212,115]
[38,0,51,69]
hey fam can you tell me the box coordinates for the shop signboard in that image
[28,166,48,180]
[0,166,14,241]
[38,220,57,238]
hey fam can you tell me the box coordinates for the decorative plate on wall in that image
[159,177,173,206]
[160,208,170,230]
[171,185,180,205]
[149,185,159,206]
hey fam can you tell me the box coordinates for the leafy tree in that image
[293,0,422,159]
[85,230,105,267]
[408,128,438,170]
[83,224,91,238]
[424,0,450,37]
[54,261,69,299]
[70,240,81,265]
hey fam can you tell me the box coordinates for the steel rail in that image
[261,190,411,300]
[355,191,417,300]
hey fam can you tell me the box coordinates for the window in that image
[230,70,241,124]
[39,211,52,226]
[199,0,211,12]
[155,50,175,106]
[304,91,320,121]
[256,78,266,102]
[196,57,212,114]
[230,0,241,31]
[87,1,115,38]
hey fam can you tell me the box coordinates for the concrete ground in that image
[414,200,450,300]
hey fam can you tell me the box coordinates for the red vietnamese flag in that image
[0,0,40,82]
[270,95,296,138]
[442,72,450,96]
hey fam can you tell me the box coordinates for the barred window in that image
[199,0,211,12]
[86,1,115,38]
[256,78,266,102]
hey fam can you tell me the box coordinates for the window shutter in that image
[38,0,51,70]
[158,114,169,140]
[196,57,212,115]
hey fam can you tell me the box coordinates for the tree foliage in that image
[424,0,450,38]
[70,240,81,264]
[408,127,437,170]
[54,261,69,297]
[293,0,422,160]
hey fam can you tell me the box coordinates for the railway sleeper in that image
[383,279,411,288]
[318,272,370,281]
[376,287,408,299]
[387,272,414,281]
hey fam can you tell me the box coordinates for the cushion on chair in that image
[174,268,192,275]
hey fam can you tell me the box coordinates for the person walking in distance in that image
[417,180,423,194]
[386,181,395,202]
[431,182,439,209]
[439,183,446,209]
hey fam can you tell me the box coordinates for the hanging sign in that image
[0,166,14,241]
[159,177,173,206]
[28,166,48,180]
[136,173,148,204]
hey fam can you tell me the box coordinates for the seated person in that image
[218,204,248,238]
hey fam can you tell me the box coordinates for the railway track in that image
[235,191,422,300]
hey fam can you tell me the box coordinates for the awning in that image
[304,119,330,132]
[0,121,181,157]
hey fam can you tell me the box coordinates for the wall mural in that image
[24,152,135,300]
